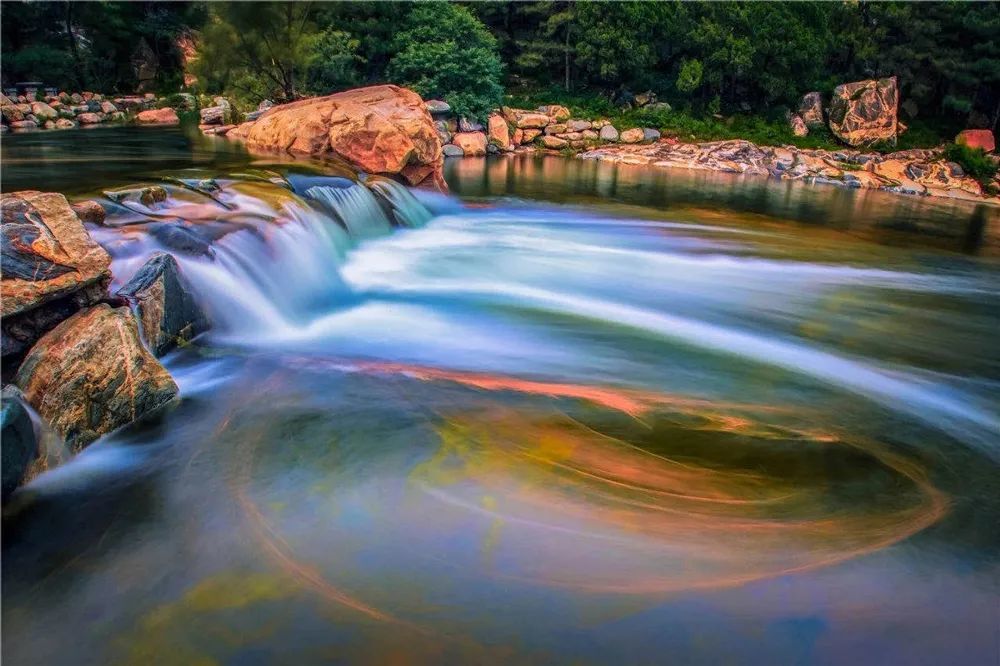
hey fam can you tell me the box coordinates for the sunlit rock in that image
[15,304,178,449]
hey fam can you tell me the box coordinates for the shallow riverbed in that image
[2,127,999,665]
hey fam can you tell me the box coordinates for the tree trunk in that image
[64,2,86,89]
[564,26,571,91]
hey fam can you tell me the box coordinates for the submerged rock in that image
[117,252,209,355]
[15,304,178,449]
[1,386,38,500]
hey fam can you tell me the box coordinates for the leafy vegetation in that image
[386,4,503,121]
[943,144,999,188]
[1,1,997,140]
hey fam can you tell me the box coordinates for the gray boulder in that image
[1,386,38,500]
[599,125,619,141]
[116,252,209,355]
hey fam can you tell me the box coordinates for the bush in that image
[386,4,503,121]
[943,143,999,185]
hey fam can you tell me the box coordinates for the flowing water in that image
[2,128,999,665]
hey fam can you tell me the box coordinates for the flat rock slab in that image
[15,304,178,449]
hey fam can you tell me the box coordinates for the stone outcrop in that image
[136,108,180,124]
[828,77,900,146]
[224,85,444,189]
[1,192,113,362]
[116,252,209,356]
[956,129,995,153]
[579,139,997,203]
[14,304,178,449]
[1,386,38,500]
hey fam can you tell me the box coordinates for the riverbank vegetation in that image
[3,1,998,148]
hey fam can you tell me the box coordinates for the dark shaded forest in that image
[3,1,998,130]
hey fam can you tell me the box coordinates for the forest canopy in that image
[2,0,998,130]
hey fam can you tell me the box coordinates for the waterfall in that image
[96,172,435,346]
[367,177,434,228]
[305,183,393,239]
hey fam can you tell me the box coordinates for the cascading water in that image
[5,147,999,665]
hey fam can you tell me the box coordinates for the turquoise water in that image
[2,128,998,665]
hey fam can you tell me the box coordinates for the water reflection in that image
[446,154,1000,255]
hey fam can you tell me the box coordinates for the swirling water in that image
[2,128,999,665]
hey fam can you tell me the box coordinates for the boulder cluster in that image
[0,91,158,132]
[1,190,207,499]
[789,77,906,147]
[427,101,662,157]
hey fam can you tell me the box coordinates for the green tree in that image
[386,3,503,120]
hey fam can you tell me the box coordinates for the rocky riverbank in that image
[578,140,1000,204]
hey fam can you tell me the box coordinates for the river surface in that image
[2,127,999,665]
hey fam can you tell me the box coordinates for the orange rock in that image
[956,129,995,153]
[512,128,524,145]
[1,191,111,317]
[452,131,488,156]
[136,108,180,124]
[15,304,178,449]
[521,129,542,143]
[488,113,511,151]
[231,85,444,189]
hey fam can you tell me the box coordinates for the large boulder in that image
[828,77,900,146]
[228,85,444,189]
[599,125,619,142]
[790,114,808,137]
[1,386,38,500]
[14,304,178,449]
[452,131,487,156]
[116,252,209,356]
[798,92,824,128]
[1,192,112,362]
[487,113,511,151]
[956,129,995,153]
[29,102,57,121]
[137,108,180,124]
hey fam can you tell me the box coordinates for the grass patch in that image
[942,143,998,187]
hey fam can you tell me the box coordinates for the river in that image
[2,126,998,665]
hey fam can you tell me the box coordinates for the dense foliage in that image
[386,4,503,120]
[2,1,997,132]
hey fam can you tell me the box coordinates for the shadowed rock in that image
[1,386,38,500]
[14,304,178,450]
[117,252,209,356]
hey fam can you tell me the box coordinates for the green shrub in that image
[943,143,998,185]
[387,4,503,122]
